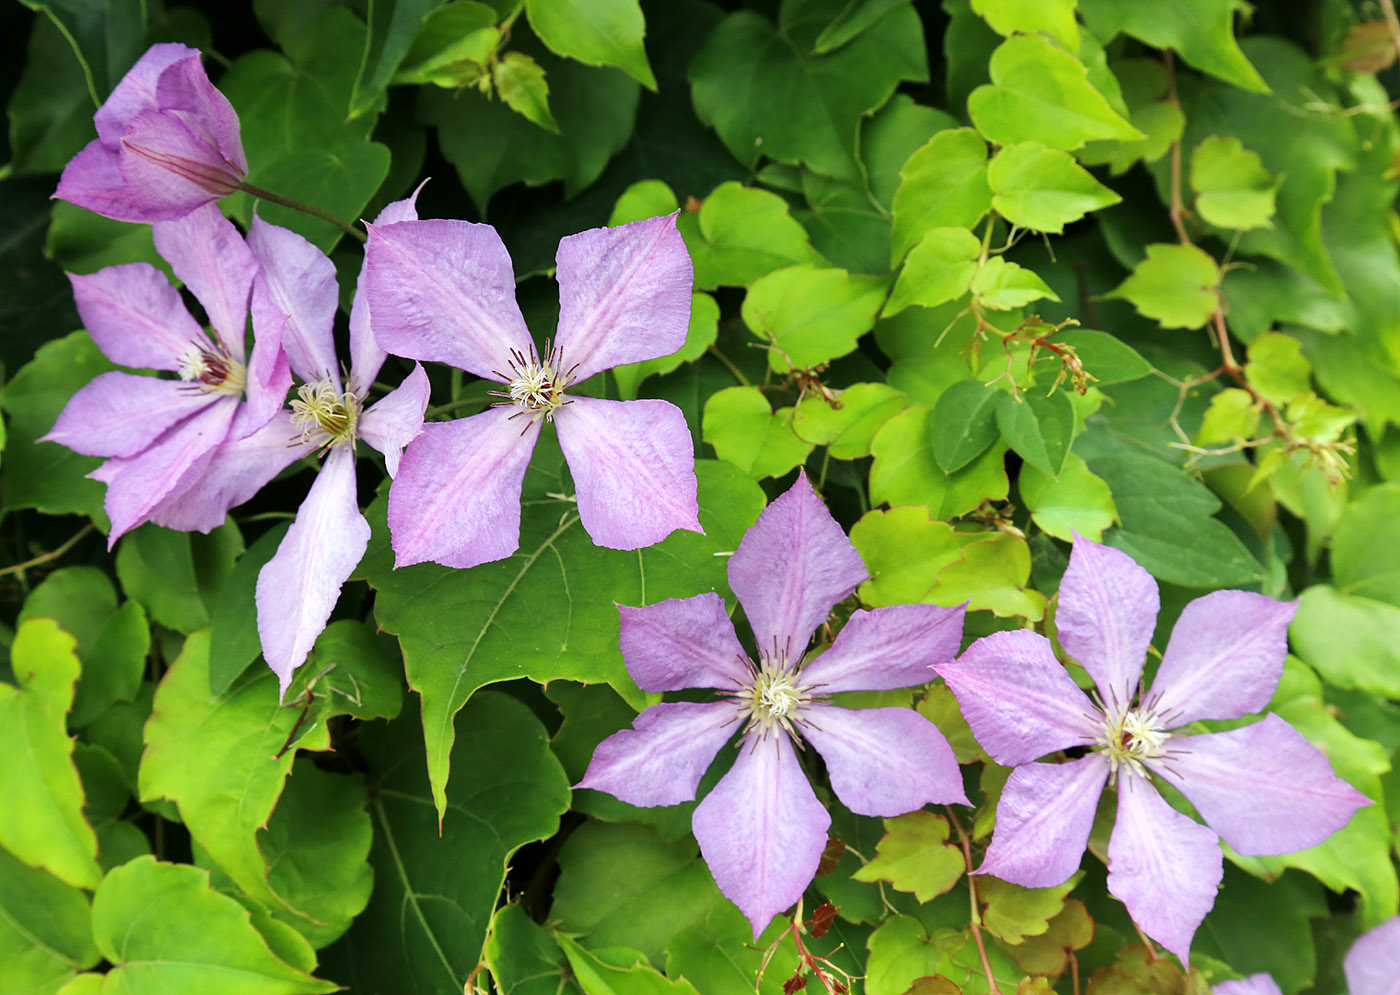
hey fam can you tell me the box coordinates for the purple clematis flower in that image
[1345,915,1400,994]
[577,471,968,938]
[935,535,1369,964]
[42,203,288,546]
[55,44,247,223]
[364,212,701,568]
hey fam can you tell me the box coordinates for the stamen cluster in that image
[177,342,245,395]
[734,649,816,741]
[490,341,578,423]
[290,378,362,450]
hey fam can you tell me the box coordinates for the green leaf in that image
[287,619,405,724]
[1041,329,1153,385]
[91,857,337,994]
[350,0,443,111]
[73,743,149,873]
[1244,331,1312,407]
[988,142,1122,234]
[340,696,570,992]
[1019,452,1118,541]
[865,916,962,995]
[16,0,144,101]
[1191,135,1279,230]
[485,904,581,995]
[792,382,907,459]
[0,845,98,993]
[680,183,827,290]
[609,180,680,226]
[1078,0,1268,93]
[863,96,959,211]
[971,256,1059,310]
[208,524,290,696]
[1290,586,1400,699]
[703,388,815,479]
[742,265,888,372]
[689,6,927,181]
[115,522,244,634]
[890,128,992,262]
[557,936,701,995]
[868,408,1011,519]
[931,380,1002,472]
[1330,485,1400,607]
[994,389,1075,477]
[794,169,892,275]
[968,34,1142,151]
[1195,388,1260,446]
[885,226,981,316]
[613,293,718,400]
[1107,243,1221,329]
[979,875,1076,944]
[390,3,497,87]
[6,15,93,174]
[494,52,560,132]
[0,620,101,890]
[971,0,1078,50]
[851,811,964,902]
[231,143,392,252]
[814,0,910,53]
[527,0,655,89]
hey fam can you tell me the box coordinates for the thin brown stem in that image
[946,806,1002,995]
[0,523,95,578]
[237,182,366,242]
[1163,51,1192,246]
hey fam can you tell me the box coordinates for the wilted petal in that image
[934,629,1100,766]
[387,408,539,569]
[801,704,967,815]
[1214,977,1282,995]
[153,203,256,359]
[1106,770,1222,965]
[256,447,370,695]
[92,44,196,142]
[979,757,1108,888]
[728,470,865,664]
[554,214,693,383]
[576,701,742,806]
[693,735,830,940]
[618,594,751,692]
[359,364,429,478]
[69,264,204,370]
[1145,591,1297,726]
[247,217,340,386]
[1151,714,1369,856]
[554,396,700,551]
[801,603,965,693]
[1056,535,1159,710]
[43,372,211,457]
[1344,915,1400,995]
[117,110,243,215]
[153,49,246,173]
[365,219,531,379]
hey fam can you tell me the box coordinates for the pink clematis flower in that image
[42,203,288,546]
[364,212,701,569]
[577,471,968,938]
[935,535,1369,964]
[1344,915,1400,994]
[55,44,247,223]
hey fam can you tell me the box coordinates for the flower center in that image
[177,343,245,396]
[489,341,578,424]
[1098,706,1169,777]
[290,378,361,451]
[734,649,816,742]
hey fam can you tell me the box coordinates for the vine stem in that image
[946,806,1002,995]
[1380,0,1400,64]
[0,523,94,578]
[238,182,366,242]
[1163,50,1193,247]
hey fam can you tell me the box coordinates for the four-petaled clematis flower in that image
[935,535,1369,964]
[42,202,288,546]
[364,212,702,568]
[578,471,968,938]
[56,44,247,223]
[1344,914,1400,995]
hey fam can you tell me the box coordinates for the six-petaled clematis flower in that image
[42,202,288,546]
[56,44,247,223]
[364,212,701,568]
[934,535,1369,964]
[1344,914,1400,995]
[578,471,968,938]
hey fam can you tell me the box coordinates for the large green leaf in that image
[1328,484,1400,607]
[702,388,814,480]
[485,904,582,995]
[1290,585,1400,699]
[868,407,1010,519]
[741,265,888,372]
[349,0,438,117]
[890,128,991,262]
[17,0,144,102]
[1078,0,1268,93]
[885,226,981,315]
[115,523,243,635]
[1107,243,1221,330]
[527,0,656,89]
[679,183,827,290]
[987,141,1122,234]
[0,840,99,992]
[7,15,93,174]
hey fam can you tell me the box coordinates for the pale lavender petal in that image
[346,187,426,386]
[554,396,700,551]
[54,141,159,223]
[727,470,866,666]
[1145,592,1297,726]
[247,216,340,387]
[1151,714,1369,856]
[979,757,1109,888]
[1214,975,1282,995]
[153,50,246,173]
[1345,915,1400,995]
[934,629,1101,766]
[149,412,314,532]
[359,364,429,478]
[800,704,967,815]
[387,408,538,569]
[365,219,531,380]
[153,203,256,360]
[693,734,830,940]
[117,110,242,215]
[801,603,965,693]
[256,447,370,696]
[1056,535,1159,711]
[241,306,291,439]
[554,214,693,383]
[576,701,743,806]
[43,372,211,457]
[92,44,197,143]
[69,265,204,370]
[1107,769,1223,964]
[618,594,752,692]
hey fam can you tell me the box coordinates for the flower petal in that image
[1107,770,1222,964]
[241,305,291,440]
[934,629,1101,766]
[346,189,422,388]
[69,264,204,370]
[1056,535,1159,710]
[554,214,693,383]
[693,735,830,940]
[1214,977,1283,995]
[247,217,341,387]
[576,701,742,806]
[364,219,531,380]
[43,372,212,457]
[1145,591,1297,725]
[386,408,539,568]
[117,110,243,216]
[359,363,429,478]
[1150,714,1369,856]
[54,141,158,223]
[152,49,246,173]
[979,757,1109,888]
[800,704,968,815]
[801,603,965,693]
[727,470,866,665]
[92,44,197,143]
[255,447,370,695]
[152,203,256,359]
[554,396,701,550]
[1344,915,1400,995]
[618,594,752,692]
